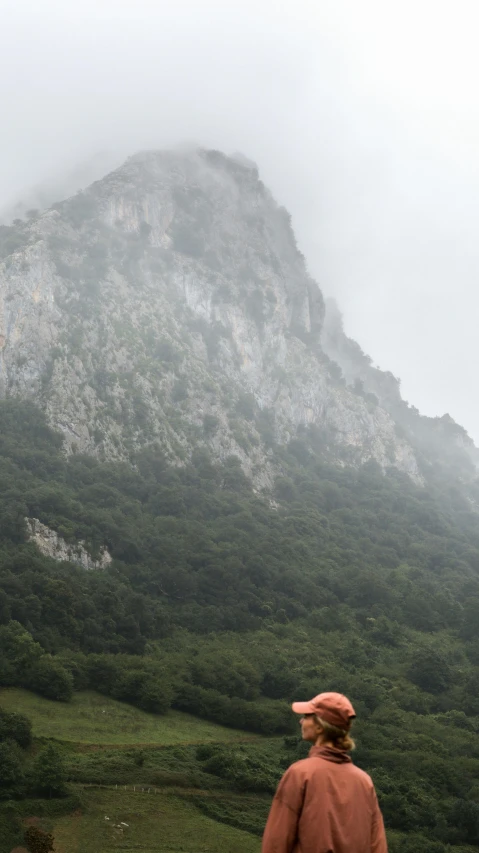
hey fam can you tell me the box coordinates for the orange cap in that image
[291,692,356,729]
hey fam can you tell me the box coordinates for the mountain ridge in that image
[0,148,475,490]
[1,149,479,853]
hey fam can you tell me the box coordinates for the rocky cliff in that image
[26,518,112,569]
[321,297,479,480]
[0,148,473,488]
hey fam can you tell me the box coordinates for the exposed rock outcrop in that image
[26,517,111,570]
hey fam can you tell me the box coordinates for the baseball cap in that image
[291,692,356,729]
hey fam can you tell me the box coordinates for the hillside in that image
[2,685,479,853]
[1,400,479,851]
[1,150,479,853]
[0,690,265,853]
[0,689,259,745]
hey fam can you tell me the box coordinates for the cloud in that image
[1,0,478,440]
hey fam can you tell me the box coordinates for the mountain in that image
[4,147,474,493]
[321,298,479,481]
[0,150,118,225]
[3,150,479,853]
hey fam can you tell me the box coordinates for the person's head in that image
[292,692,356,751]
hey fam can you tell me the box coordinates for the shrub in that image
[0,709,32,748]
[0,740,25,799]
[32,744,67,799]
[27,657,73,702]
[25,826,55,853]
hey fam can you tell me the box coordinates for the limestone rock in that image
[0,148,442,486]
[26,518,111,570]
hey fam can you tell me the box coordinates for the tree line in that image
[2,399,479,849]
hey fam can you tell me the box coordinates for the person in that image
[262,692,388,853]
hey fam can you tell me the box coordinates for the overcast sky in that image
[1,0,478,441]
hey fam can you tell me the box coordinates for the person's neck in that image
[314,738,334,748]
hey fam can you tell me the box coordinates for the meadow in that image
[2,688,478,853]
[52,788,261,853]
[0,689,258,746]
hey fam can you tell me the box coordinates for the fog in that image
[1,0,479,441]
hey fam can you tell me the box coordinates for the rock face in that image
[0,147,473,488]
[321,298,479,477]
[25,518,112,569]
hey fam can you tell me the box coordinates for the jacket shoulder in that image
[289,757,375,788]
[284,757,319,778]
[348,763,376,787]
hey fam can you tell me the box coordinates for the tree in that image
[191,651,261,700]
[25,826,55,853]
[450,799,479,844]
[32,744,66,798]
[0,708,32,748]
[27,656,73,702]
[87,655,121,693]
[459,596,479,640]
[394,836,446,853]
[138,677,173,714]
[261,662,298,700]
[407,648,454,695]
[0,740,25,799]
[0,622,43,686]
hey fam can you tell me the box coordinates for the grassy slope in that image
[1,689,264,852]
[51,789,261,853]
[0,689,258,745]
[4,689,475,853]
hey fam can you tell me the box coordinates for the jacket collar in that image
[308,744,352,764]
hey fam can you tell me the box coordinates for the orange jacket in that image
[262,745,388,853]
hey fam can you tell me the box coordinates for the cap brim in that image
[291,701,316,714]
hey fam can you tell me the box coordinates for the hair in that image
[315,716,355,751]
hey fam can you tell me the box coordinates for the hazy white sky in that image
[1,0,478,440]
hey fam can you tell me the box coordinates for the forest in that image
[2,398,479,851]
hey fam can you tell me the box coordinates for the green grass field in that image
[0,688,259,745]
[0,688,267,852]
[52,788,261,853]
[2,688,472,853]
